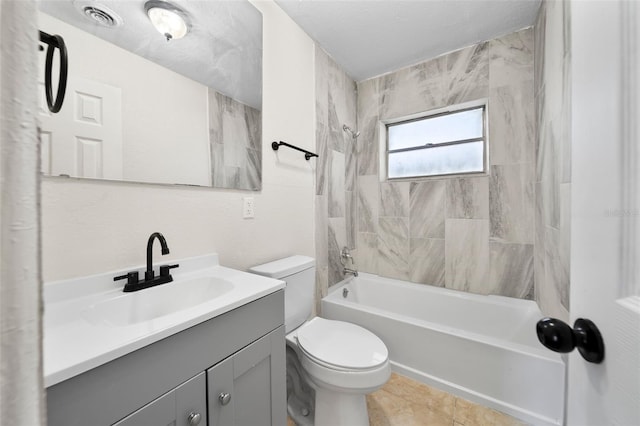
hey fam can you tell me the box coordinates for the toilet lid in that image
[296,318,388,370]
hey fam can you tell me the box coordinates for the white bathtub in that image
[321,273,565,426]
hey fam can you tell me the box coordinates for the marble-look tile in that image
[534,87,545,160]
[358,77,381,124]
[208,91,222,140]
[454,397,526,426]
[410,238,445,286]
[357,113,380,177]
[315,47,329,126]
[328,92,345,154]
[446,177,489,219]
[446,42,490,105]
[489,242,534,299]
[534,182,545,304]
[357,77,381,177]
[223,166,240,189]
[314,264,328,317]
[380,57,446,120]
[358,175,379,233]
[445,219,490,293]
[378,217,409,280]
[538,120,560,229]
[328,54,357,136]
[534,2,546,97]
[315,123,329,196]
[545,226,570,311]
[559,183,571,309]
[357,232,379,275]
[346,190,357,249]
[345,138,357,191]
[410,181,445,239]
[380,181,410,218]
[208,89,262,190]
[489,81,535,166]
[328,218,347,286]
[315,195,328,270]
[560,56,572,184]
[245,148,261,190]
[245,106,262,152]
[489,164,534,244]
[328,150,345,218]
[210,142,225,187]
[489,27,534,89]
[542,0,565,121]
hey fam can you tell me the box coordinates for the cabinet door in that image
[208,327,285,426]
[113,372,206,426]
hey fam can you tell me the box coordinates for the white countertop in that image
[44,253,285,387]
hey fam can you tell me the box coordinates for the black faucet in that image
[114,232,179,292]
[146,232,169,281]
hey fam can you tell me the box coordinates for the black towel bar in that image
[271,141,318,160]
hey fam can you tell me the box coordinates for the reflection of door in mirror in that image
[38,72,123,180]
[36,0,263,191]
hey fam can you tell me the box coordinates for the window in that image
[385,104,486,179]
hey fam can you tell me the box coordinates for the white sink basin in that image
[81,277,234,327]
[44,253,285,388]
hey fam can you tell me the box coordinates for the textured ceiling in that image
[275,0,541,81]
[38,0,263,109]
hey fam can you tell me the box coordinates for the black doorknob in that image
[536,317,605,364]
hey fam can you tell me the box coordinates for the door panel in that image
[113,372,206,426]
[207,329,284,426]
[37,48,123,180]
[568,1,640,424]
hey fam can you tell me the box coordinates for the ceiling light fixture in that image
[144,0,190,41]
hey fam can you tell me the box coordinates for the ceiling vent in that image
[74,1,123,28]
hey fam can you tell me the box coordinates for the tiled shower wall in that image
[356,28,536,298]
[209,89,262,190]
[534,1,571,320]
[314,47,357,311]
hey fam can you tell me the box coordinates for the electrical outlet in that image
[243,197,255,219]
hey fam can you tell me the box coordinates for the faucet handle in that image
[114,271,139,286]
[160,264,179,277]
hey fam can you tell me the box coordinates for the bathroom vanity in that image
[44,254,286,426]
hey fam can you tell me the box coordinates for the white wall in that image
[41,0,316,282]
[1,1,45,423]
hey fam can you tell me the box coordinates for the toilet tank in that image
[249,256,315,333]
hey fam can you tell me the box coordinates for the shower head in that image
[343,124,360,139]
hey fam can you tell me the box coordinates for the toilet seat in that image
[296,317,388,371]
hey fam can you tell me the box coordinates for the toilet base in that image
[314,388,369,426]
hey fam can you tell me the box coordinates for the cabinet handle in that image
[218,392,231,406]
[187,412,201,426]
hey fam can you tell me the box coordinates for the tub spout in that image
[344,267,358,277]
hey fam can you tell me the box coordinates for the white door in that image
[38,50,123,180]
[568,1,640,425]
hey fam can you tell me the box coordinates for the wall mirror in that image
[37,0,262,190]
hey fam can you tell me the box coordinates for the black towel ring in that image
[39,31,68,113]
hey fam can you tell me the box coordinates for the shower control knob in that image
[536,317,605,363]
[219,392,231,406]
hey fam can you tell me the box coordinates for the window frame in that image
[382,100,489,181]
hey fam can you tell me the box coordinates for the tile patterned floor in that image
[288,372,526,426]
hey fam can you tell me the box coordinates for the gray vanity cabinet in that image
[208,330,283,425]
[47,291,286,426]
[113,372,206,426]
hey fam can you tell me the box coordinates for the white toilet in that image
[249,255,391,426]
